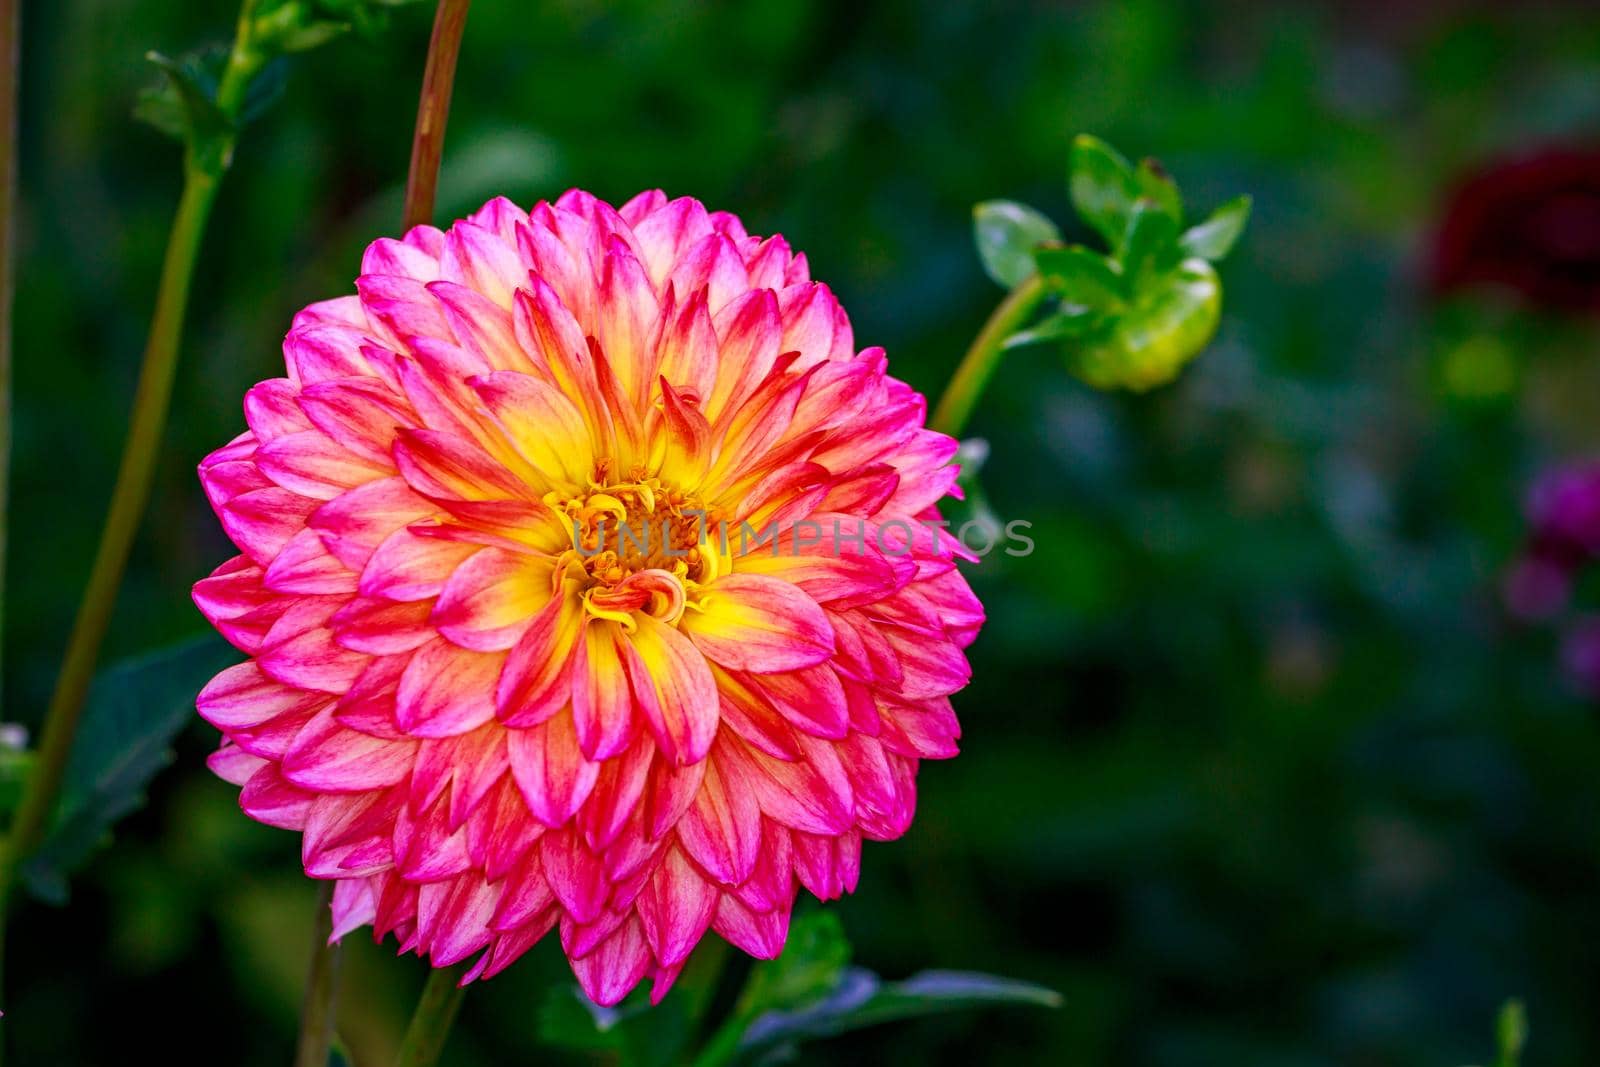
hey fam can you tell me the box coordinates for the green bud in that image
[1069,258,1221,392]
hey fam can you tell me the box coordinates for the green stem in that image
[0,0,266,1027]
[6,164,219,867]
[928,274,1047,439]
[394,965,469,1067]
[402,0,471,230]
[294,883,344,1067]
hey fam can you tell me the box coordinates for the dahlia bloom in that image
[193,190,982,1005]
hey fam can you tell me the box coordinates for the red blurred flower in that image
[1431,146,1600,313]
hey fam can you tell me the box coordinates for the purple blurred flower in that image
[1526,460,1600,558]
[1432,146,1600,313]
[1503,555,1571,622]
[1504,461,1600,699]
[1560,617,1600,700]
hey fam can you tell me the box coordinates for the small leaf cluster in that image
[134,0,427,174]
[974,134,1250,392]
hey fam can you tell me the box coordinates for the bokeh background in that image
[8,0,1600,1063]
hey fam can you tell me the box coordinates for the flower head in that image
[194,190,982,1004]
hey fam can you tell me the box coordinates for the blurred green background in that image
[8,0,1600,1063]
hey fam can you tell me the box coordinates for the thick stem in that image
[0,4,263,1022]
[294,883,344,1067]
[0,0,20,725]
[928,274,1047,439]
[394,965,469,1067]
[4,165,219,872]
[402,0,471,231]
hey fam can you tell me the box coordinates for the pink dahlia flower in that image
[193,190,982,1005]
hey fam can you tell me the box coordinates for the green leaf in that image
[1032,245,1125,308]
[1002,305,1103,350]
[972,201,1060,289]
[19,635,237,904]
[1178,194,1252,261]
[736,967,1061,1061]
[1119,198,1182,283]
[1135,157,1183,223]
[241,58,290,125]
[1068,134,1139,248]
[134,49,232,146]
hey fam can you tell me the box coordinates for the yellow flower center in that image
[544,462,726,594]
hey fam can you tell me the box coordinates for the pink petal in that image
[496,589,585,727]
[282,707,416,792]
[508,711,600,827]
[395,638,501,737]
[675,750,761,885]
[570,915,652,1007]
[572,619,645,761]
[712,893,792,959]
[197,660,327,732]
[681,574,833,673]
[330,878,378,941]
[635,846,716,967]
[626,614,718,767]
[431,548,548,652]
[541,825,609,925]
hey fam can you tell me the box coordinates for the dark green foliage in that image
[8,1,1600,1065]
[19,637,236,904]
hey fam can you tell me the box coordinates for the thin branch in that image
[402,0,471,231]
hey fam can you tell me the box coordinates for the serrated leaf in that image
[19,635,236,904]
[1119,198,1182,282]
[1178,194,1251,261]
[972,201,1060,289]
[1032,245,1125,308]
[735,967,1061,1062]
[1069,134,1139,248]
[1136,157,1183,223]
